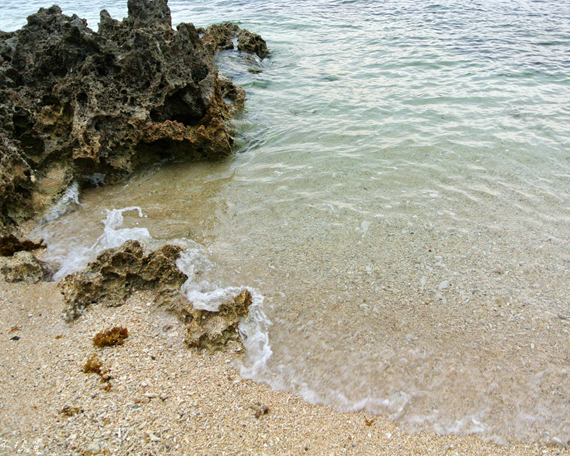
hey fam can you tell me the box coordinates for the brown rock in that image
[0,250,54,283]
[0,234,44,256]
[199,22,240,55]
[200,22,269,59]
[59,239,253,350]
[238,30,269,59]
[184,288,252,350]
[0,0,254,232]
[59,240,187,320]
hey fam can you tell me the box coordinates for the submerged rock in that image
[0,250,54,283]
[0,0,257,232]
[60,239,252,351]
[200,22,269,59]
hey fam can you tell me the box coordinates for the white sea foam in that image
[52,206,151,280]
[239,290,273,378]
[176,249,242,312]
[43,181,83,222]
[89,206,151,253]
[176,248,273,376]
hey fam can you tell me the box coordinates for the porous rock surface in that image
[0,250,54,283]
[200,22,269,59]
[0,0,263,232]
[59,240,187,320]
[184,288,252,350]
[60,239,252,350]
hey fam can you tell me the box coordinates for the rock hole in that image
[150,87,204,126]
[76,92,88,103]
[12,113,45,159]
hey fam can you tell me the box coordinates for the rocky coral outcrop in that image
[59,240,186,320]
[200,22,269,59]
[0,0,265,232]
[184,288,252,350]
[238,30,269,60]
[0,251,54,283]
[59,239,252,350]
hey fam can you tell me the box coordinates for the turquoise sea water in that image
[2,0,570,445]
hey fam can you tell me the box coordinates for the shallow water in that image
[3,0,570,445]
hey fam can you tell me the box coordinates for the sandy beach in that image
[1,279,568,455]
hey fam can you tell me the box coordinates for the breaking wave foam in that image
[176,248,273,377]
[43,181,83,223]
[50,206,152,280]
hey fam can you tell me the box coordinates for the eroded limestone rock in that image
[200,22,269,59]
[59,240,186,320]
[0,0,254,232]
[0,251,54,283]
[200,22,240,54]
[184,289,252,350]
[238,29,269,59]
[59,239,252,351]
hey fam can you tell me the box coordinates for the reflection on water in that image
[5,0,570,445]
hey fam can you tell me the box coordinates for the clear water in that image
[3,0,570,445]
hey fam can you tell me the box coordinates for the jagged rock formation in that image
[238,30,269,60]
[59,240,187,320]
[59,239,252,350]
[184,288,252,350]
[0,0,266,232]
[200,22,269,59]
[0,251,54,283]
